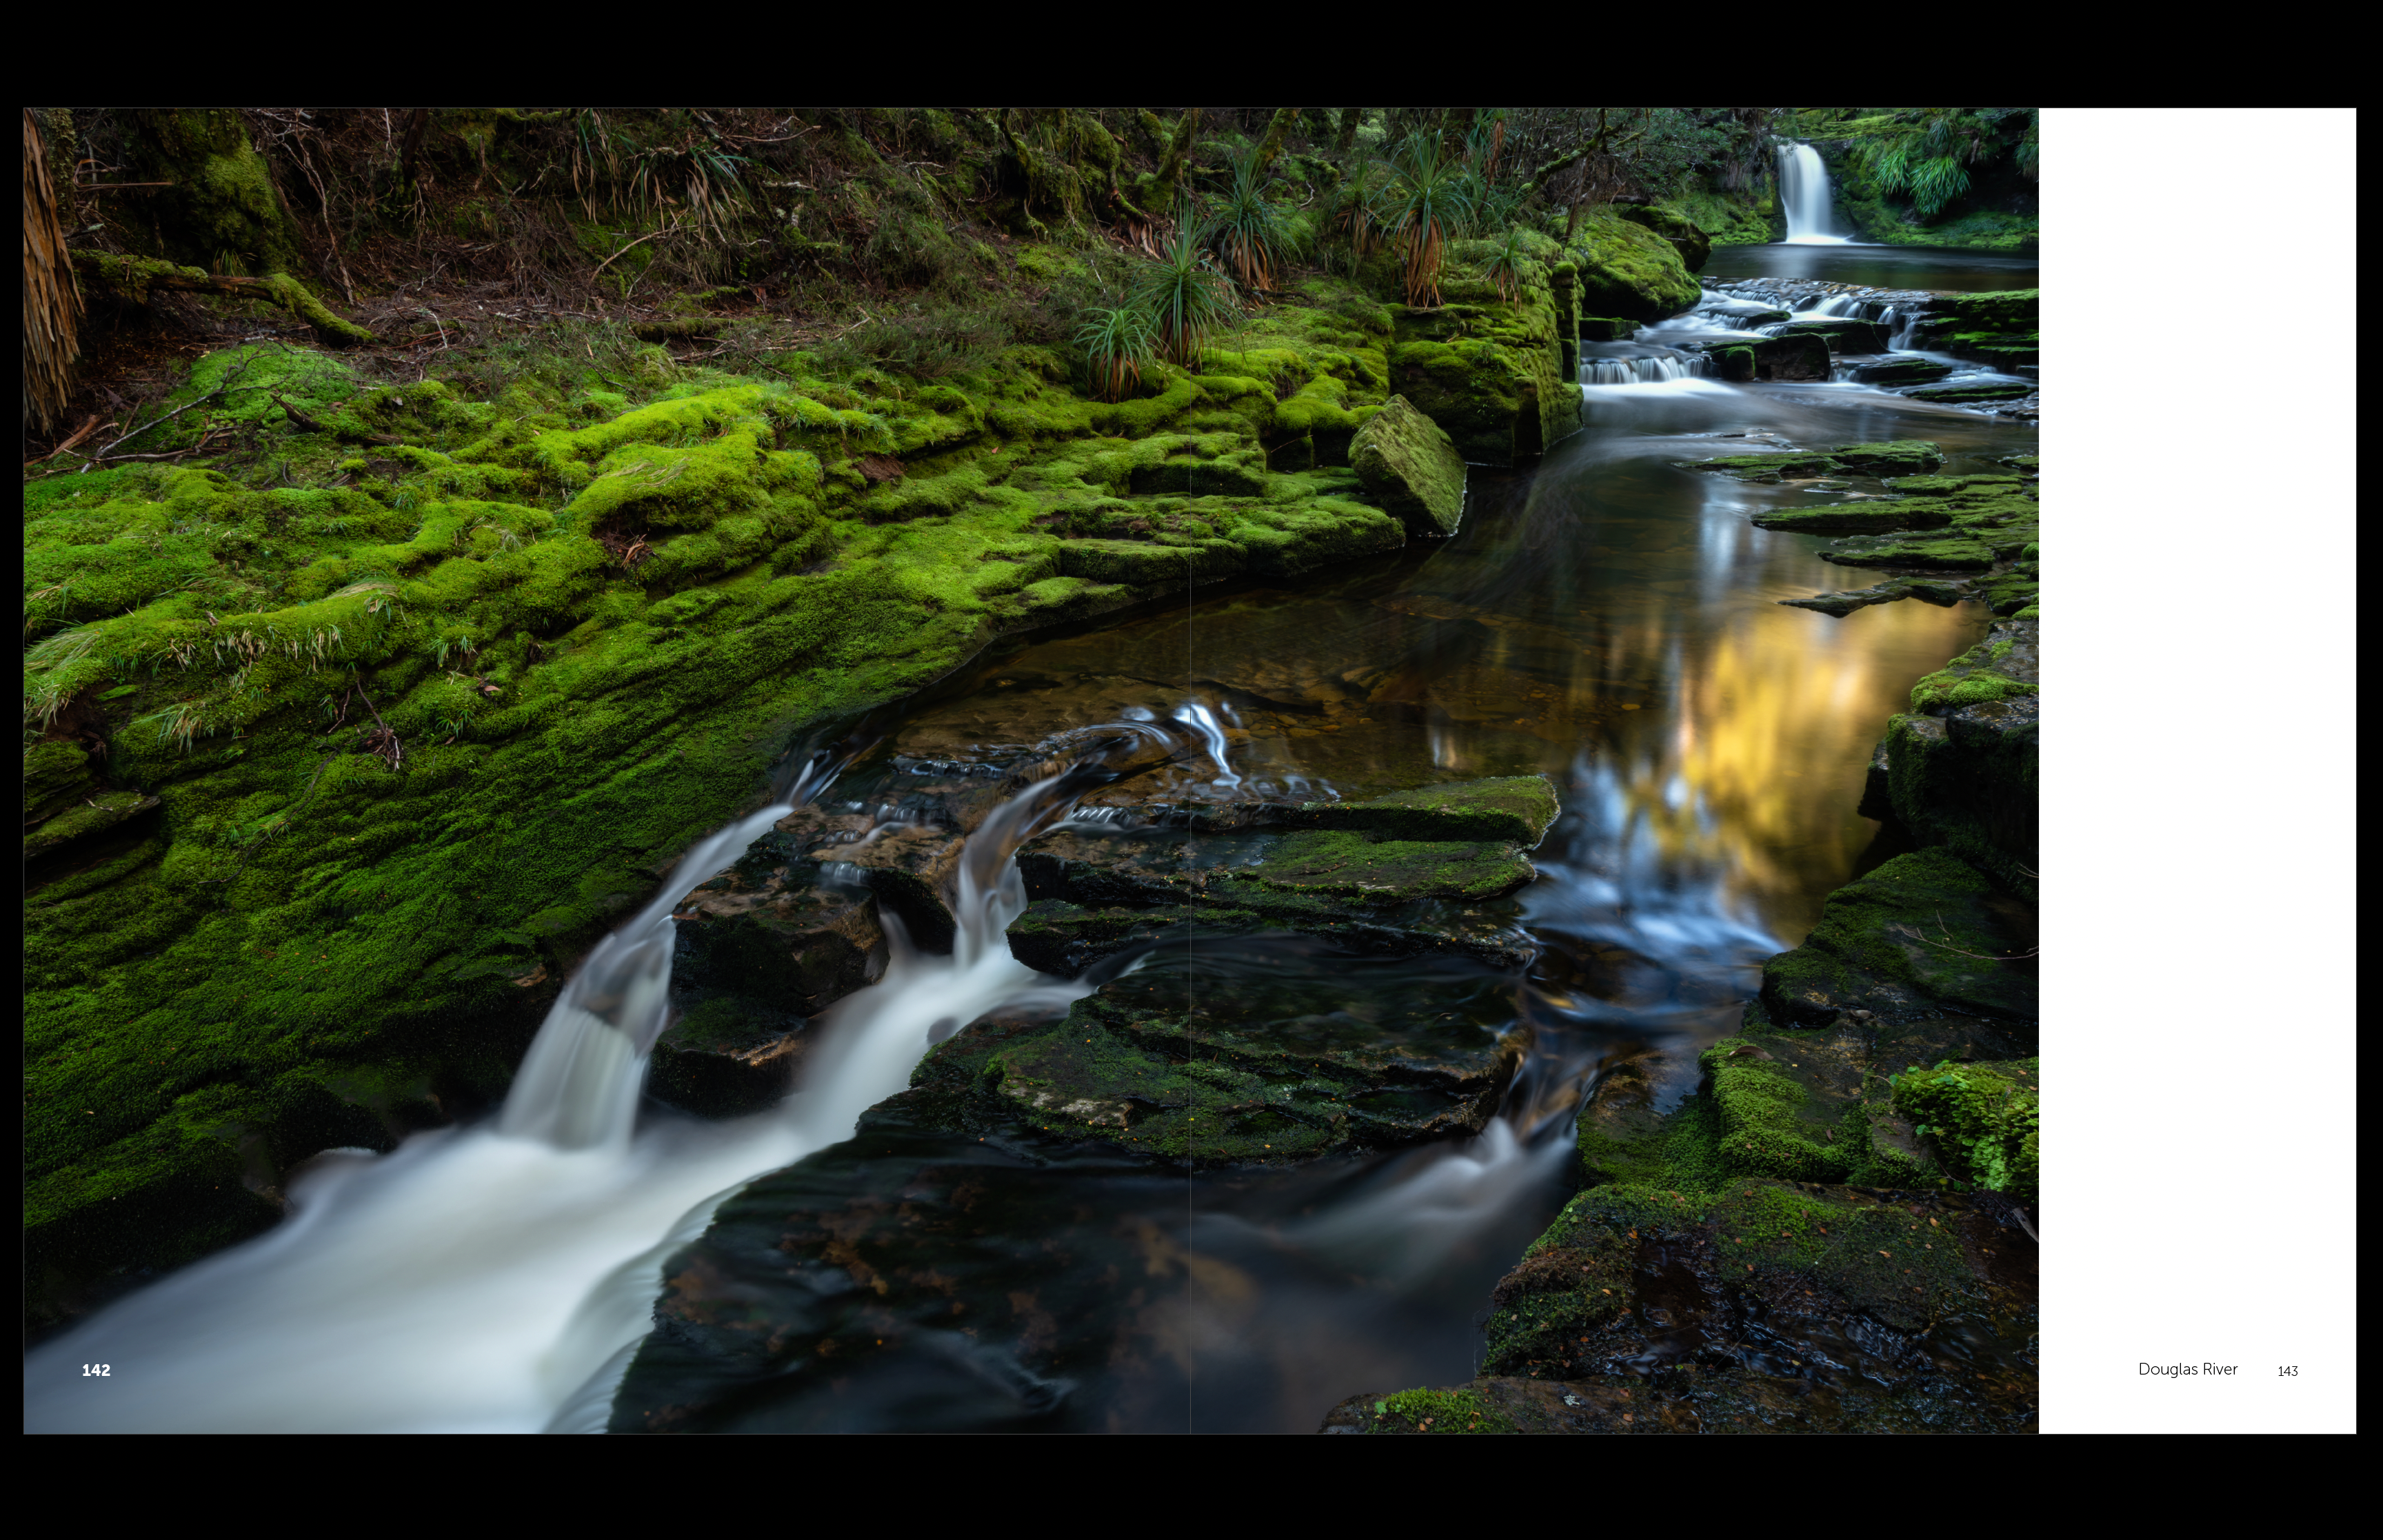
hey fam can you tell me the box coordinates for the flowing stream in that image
[27,246,2035,1435]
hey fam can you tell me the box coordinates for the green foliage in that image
[1893,1059,2039,1199]
[1075,305,1157,403]
[1826,108,2040,219]
[1205,146,1291,293]
[1131,219,1240,367]
[1478,226,1529,301]
[1374,134,1476,307]
[1376,1387,1515,1433]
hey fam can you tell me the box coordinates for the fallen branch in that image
[592,221,678,278]
[70,250,374,347]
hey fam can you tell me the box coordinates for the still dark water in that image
[615,258,2040,1432]
[1704,242,2038,292]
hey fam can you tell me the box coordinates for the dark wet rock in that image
[1754,505,1953,535]
[1575,1048,1677,1187]
[1758,849,2035,1026]
[909,946,1526,1164]
[1686,332,1829,383]
[760,807,965,953]
[612,1106,1196,1433]
[674,867,889,1013]
[1905,380,2034,404]
[1782,582,1911,618]
[1973,561,2039,616]
[647,997,810,1118]
[1902,576,1971,605]
[1005,776,1556,974]
[1349,394,1467,538]
[1332,1166,2038,1433]
[1885,694,2039,901]
[1769,317,1891,353]
[1849,358,1954,386]
[1577,316,1639,342]
[1858,738,1895,820]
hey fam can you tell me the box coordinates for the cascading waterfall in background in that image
[23,718,1200,1435]
[1778,143,1851,245]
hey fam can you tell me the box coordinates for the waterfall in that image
[23,711,1212,1434]
[1583,354,1710,385]
[1778,143,1850,246]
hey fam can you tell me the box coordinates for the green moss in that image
[1758,849,2034,1025]
[1566,209,1700,321]
[1374,1387,1516,1434]
[1348,394,1465,536]
[1893,1059,2039,1199]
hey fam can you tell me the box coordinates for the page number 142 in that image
[82,1364,111,1377]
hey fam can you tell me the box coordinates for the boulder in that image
[1349,394,1467,536]
[1905,380,2034,403]
[1616,203,1711,272]
[1567,209,1701,323]
[1577,316,1639,341]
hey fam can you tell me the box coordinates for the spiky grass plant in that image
[1076,303,1158,402]
[1376,134,1477,308]
[1207,146,1289,293]
[1479,226,1529,301]
[1133,217,1239,367]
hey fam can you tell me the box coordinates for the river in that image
[26,244,2036,1435]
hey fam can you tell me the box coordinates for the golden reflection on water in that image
[891,427,1994,945]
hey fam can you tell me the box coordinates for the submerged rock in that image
[1780,582,1913,617]
[1349,394,1467,537]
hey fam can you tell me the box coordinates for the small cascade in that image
[1583,354,1710,385]
[1777,143,1851,245]
[23,707,1231,1434]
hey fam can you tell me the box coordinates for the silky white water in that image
[1778,143,1851,245]
[24,755,1103,1434]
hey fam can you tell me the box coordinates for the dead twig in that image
[1893,911,2038,963]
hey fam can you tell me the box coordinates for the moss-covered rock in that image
[1349,394,1466,536]
[1577,316,1638,342]
[910,949,1525,1164]
[1758,849,2035,1026]
[1567,209,1700,323]
[1893,1058,2039,1201]
[1686,332,1830,383]
[1616,203,1711,272]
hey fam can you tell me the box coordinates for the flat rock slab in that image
[914,942,1526,1164]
